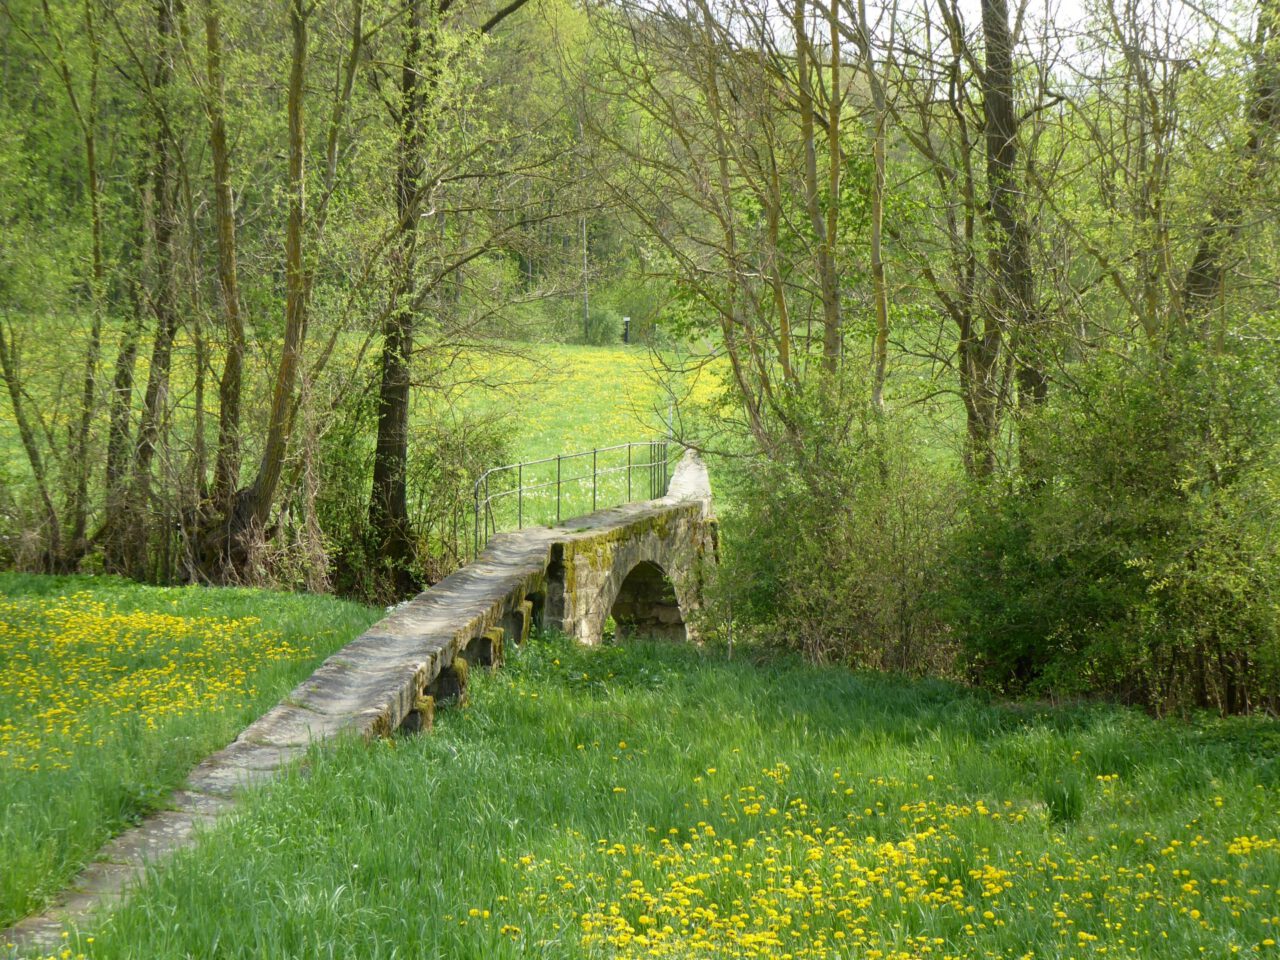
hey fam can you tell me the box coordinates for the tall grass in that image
[49,632,1280,960]
[0,574,378,928]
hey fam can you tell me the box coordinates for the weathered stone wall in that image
[545,496,717,645]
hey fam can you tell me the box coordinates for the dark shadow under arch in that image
[609,560,686,641]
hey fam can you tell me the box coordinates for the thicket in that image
[707,378,955,674]
[703,340,1280,716]
[946,343,1280,715]
[316,388,511,602]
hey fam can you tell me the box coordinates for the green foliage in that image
[539,269,675,347]
[945,342,1280,713]
[708,375,955,671]
[581,303,624,345]
[316,386,511,602]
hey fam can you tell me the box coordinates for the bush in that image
[581,304,624,346]
[706,380,956,672]
[945,342,1280,715]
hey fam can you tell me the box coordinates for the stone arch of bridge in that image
[567,533,696,644]
[608,559,686,641]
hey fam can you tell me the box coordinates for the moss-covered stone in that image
[398,694,435,734]
[429,656,469,706]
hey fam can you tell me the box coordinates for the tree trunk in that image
[851,0,889,412]
[204,0,246,511]
[980,0,1043,409]
[368,0,427,598]
[793,0,842,374]
[35,0,105,564]
[103,161,150,572]
[193,0,330,581]
[1180,0,1279,325]
[0,320,63,569]
[243,0,310,537]
[127,0,181,577]
[69,62,103,558]
[823,0,842,372]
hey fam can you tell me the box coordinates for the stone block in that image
[463,627,501,667]
[427,656,469,706]
[237,703,354,747]
[656,604,684,625]
[500,599,534,647]
[185,739,304,797]
[398,694,435,734]
[99,811,207,867]
[168,789,237,818]
[518,599,533,642]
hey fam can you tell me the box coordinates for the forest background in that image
[2,0,1279,716]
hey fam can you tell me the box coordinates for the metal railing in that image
[472,440,674,558]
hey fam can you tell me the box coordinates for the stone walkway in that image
[2,452,713,956]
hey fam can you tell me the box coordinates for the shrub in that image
[945,342,1280,715]
[706,380,956,672]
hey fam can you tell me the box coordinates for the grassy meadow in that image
[444,344,721,535]
[0,574,378,929]
[0,338,723,557]
[20,632,1279,960]
[452,343,720,461]
[0,338,719,479]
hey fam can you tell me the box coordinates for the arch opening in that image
[543,545,567,631]
[609,561,686,642]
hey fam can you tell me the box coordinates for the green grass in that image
[451,343,713,461]
[0,339,712,481]
[0,573,379,929]
[436,343,719,536]
[36,633,1280,960]
[1,340,718,556]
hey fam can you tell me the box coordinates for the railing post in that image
[592,448,597,511]
[517,463,523,530]
[627,443,632,502]
[556,454,561,524]
[473,480,480,560]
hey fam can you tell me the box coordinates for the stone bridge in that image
[161,452,714,787]
[4,449,716,950]
[244,446,717,748]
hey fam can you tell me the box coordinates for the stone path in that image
[2,452,713,956]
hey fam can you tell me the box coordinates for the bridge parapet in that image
[538,451,716,644]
